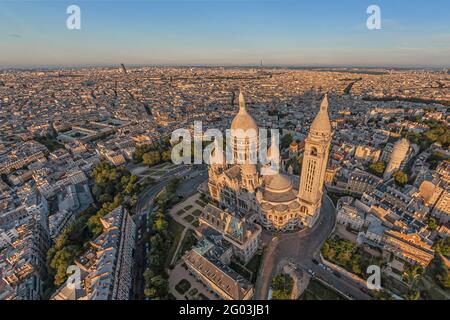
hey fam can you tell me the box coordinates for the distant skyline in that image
[1,0,450,68]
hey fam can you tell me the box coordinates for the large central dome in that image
[231,92,258,132]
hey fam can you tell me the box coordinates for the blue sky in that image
[1,0,449,67]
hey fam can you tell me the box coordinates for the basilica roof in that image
[241,164,257,175]
[224,165,241,180]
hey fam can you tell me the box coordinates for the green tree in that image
[161,150,172,162]
[280,134,293,149]
[98,194,113,204]
[427,152,448,170]
[372,289,393,300]
[154,217,168,233]
[368,161,386,177]
[426,217,439,231]
[402,264,422,284]
[271,274,294,300]
[433,238,450,257]
[144,287,158,298]
[143,269,155,283]
[433,256,450,289]
[404,290,421,300]
[143,151,162,166]
[393,171,408,186]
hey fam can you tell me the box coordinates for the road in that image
[131,178,173,299]
[134,164,191,215]
[131,164,206,299]
[254,194,372,300]
[176,165,208,198]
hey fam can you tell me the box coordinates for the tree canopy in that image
[368,161,386,177]
[393,171,408,186]
[281,134,293,150]
[271,274,294,300]
[47,162,142,290]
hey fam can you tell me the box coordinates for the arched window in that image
[300,206,308,214]
[310,147,318,156]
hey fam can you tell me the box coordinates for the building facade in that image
[384,138,410,179]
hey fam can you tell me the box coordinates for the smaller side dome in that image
[265,173,293,193]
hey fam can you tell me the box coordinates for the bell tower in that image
[298,94,332,226]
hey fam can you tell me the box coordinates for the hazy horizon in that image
[1,63,449,72]
[1,0,450,68]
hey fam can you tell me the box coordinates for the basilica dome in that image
[231,92,258,132]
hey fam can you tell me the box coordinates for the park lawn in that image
[192,209,202,217]
[230,261,253,282]
[165,217,185,268]
[299,279,346,300]
[175,279,191,295]
[271,274,294,300]
[195,200,206,208]
[246,253,263,282]
[191,219,199,227]
[322,237,380,278]
[188,288,198,296]
[197,293,208,300]
[416,258,450,300]
[175,229,197,261]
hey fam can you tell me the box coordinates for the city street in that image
[254,194,372,300]
[131,164,207,299]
